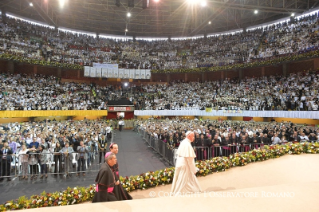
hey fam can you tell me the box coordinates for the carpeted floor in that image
[0,130,168,203]
[26,154,319,212]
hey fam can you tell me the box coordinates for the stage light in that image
[254,10,258,14]
[125,28,128,32]
[188,0,197,5]
[154,0,159,2]
[59,0,65,8]
[29,2,33,6]
[201,1,207,7]
[127,12,131,17]
[291,13,295,17]
[208,21,211,24]
[124,82,128,87]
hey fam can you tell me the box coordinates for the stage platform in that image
[26,154,319,212]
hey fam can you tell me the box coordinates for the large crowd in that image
[0,68,318,111]
[0,119,115,181]
[132,70,319,111]
[136,118,319,160]
[0,74,114,110]
[0,12,319,70]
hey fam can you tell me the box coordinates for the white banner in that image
[107,69,113,78]
[84,66,90,77]
[146,69,151,79]
[134,110,319,119]
[96,68,102,78]
[90,67,96,78]
[124,69,130,79]
[130,69,135,79]
[102,68,108,78]
[113,69,119,78]
[135,69,141,79]
[140,69,146,79]
[119,69,125,79]
[93,63,119,70]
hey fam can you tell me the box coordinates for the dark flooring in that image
[0,130,168,203]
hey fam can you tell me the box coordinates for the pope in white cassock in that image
[171,131,202,196]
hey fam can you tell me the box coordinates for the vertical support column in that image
[185,73,187,82]
[261,67,265,76]
[313,58,319,70]
[33,65,38,75]
[167,73,171,83]
[202,72,205,82]
[239,69,243,80]
[77,70,80,79]
[57,67,62,78]
[7,61,14,74]
[283,63,287,76]
[221,71,224,80]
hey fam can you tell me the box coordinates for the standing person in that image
[92,152,119,203]
[118,119,124,132]
[59,142,74,177]
[38,145,49,179]
[98,135,107,164]
[27,146,39,180]
[53,142,63,176]
[76,141,89,176]
[0,141,13,181]
[171,131,201,196]
[108,143,132,200]
[18,144,29,180]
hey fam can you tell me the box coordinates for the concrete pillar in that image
[7,61,14,74]
[167,73,171,83]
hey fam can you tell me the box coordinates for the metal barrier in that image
[0,148,115,180]
[136,127,291,165]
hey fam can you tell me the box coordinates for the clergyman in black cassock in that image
[92,153,118,203]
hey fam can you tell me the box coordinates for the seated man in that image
[92,152,119,203]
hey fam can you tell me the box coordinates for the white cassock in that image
[171,138,202,196]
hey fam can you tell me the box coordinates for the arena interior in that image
[0,0,318,211]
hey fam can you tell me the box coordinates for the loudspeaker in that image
[115,0,120,7]
[142,0,149,9]
[128,0,134,7]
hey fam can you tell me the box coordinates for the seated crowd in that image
[132,70,319,111]
[0,12,319,70]
[0,119,113,181]
[136,118,319,160]
[0,74,116,110]
[0,68,318,111]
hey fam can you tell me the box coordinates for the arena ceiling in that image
[0,0,318,37]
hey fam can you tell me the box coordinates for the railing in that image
[137,128,293,165]
[0,131,116,180]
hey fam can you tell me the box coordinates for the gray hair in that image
[105,153,116,162]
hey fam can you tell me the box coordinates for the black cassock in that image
[92,163,118,203]
[111,162,133,201]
